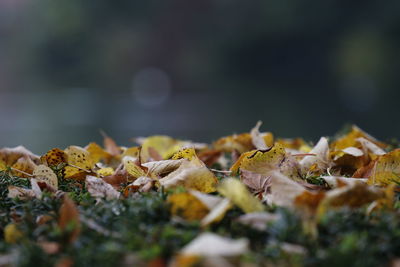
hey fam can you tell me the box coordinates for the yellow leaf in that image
[331,125,386,151]
[218,178,264,213]
[123,157,148,179]
[40,148,67,167]
[33,165,58,189]
[140,135,183,162]
[85,142,112,164]
[96,167,114,177]
[65,146,94,170]
[159,160,217,193]
[231,144,286,175]
[230,143,286,175]
[11,156,37,177]
[171,148,197,161]
[64,146,94,179]
[317,182,384,219]
[368,149,400,186]
[4,223,23,244]
[167,192,209,221]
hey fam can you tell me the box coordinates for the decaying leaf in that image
[142,159,184,176]
[230,143,302,181]
[139,135,183,162]
[250,121,270,150]
[167,192,209,221]
[41,148,67,167]
[159,160,217,193]
[218,178,264,213]
[368,149,400,186]
[331,125,386,151]
[300,137,330,175]
[64,146,94,179]
[58,195,81,243]
[0,146,39,170]
[179,233,249,257]
[240,169,271,198]
[85,142,112,164]
[86,175,121,200]
[236,212,280,231]
[4,223,23,244]
[265,171,306,207]
[11,156,37,177]
[33,164,58,189]
[317,182,385,218]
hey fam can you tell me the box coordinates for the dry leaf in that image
[4,223,23,244]
[33,165,58,189]
[218,178,264,213]
[167,192,209,221]
[317,182,385,218]
[101,131,121,156]
[300,137,330,175]
[250,121,269,150]
[240,169,271,198]
[86,175,121,200]
[265,171,306,207]
[159,160,217,193]
[85,142,112,164]
[368,149,400,186]
[236,212,280,231]
[40,148,67,167]
[11,156,37,177]
[0,146,39,170]
[142,159,184,176]
[58,195,81,243]
[179,233,249,257]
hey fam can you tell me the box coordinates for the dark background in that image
[1,0,400,153]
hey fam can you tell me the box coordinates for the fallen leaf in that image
[167,192,209,221]
[11,156,37,177]
[64,146,94,179]
[0,146,39,170]
[250,121,270,150]
[4,223,23,244]
[40,148,67,167]
[300,137,330,175]
[58,195,81,243]
[368,149,400,186]
[265,171,306,207]
[179,233,249,257]
[101,130,121,156]
[236,212,280,231]
[142,159,184,176]
[218,178,264,213]
[317,182,385,219]
[86,175,121,200]
[159,160,217,193]
[33,165,58,189]
[240,169,271,198]
[85,142,112,164]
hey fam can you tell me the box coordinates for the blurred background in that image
[1,0,400,153]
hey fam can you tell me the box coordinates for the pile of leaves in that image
[1,123,400,267]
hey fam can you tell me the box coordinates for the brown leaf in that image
[58,195,81,243]
[101,130,121,156]
[197,149,222,167]
[102,169,130,189]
